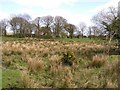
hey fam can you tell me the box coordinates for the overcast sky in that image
[0,0,119,26]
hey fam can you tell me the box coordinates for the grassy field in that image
[1,36,118,88]
[1,36,24,41]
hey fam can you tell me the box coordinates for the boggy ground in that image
[1,38,118,88]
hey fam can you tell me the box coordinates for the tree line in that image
[0,6,120,39]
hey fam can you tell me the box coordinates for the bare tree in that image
[88,26,92,38]
[54,16,67,37]
[92,7,117,38]
[78,22,86,38]
[9,14,32,37]
[92,6,119,54]
[64,23,76,38]
[0,19,8,36]
[33,17,41,37]
[41,16,54,36]
[18,13,31,21]
[92,26,102,36]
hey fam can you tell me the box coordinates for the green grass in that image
[1,36,24,41]
[11,55,27,67]
[55,37,118,44]
[2,54,28,88]
[55,37,97,42]
[2,36,118,88]
[1,36,102,43]
[2,69,20,88]
[1,36,117,45]
[0,68,2,89]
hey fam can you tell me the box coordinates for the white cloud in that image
[1,0,119,27]
[89,0,119,13]
[0,11,9,20]
[13,0,119,26]
[12,0,78,9]
[51,10,92,26]
[14,7,92,26]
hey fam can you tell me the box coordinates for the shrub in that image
[61,50,76,66]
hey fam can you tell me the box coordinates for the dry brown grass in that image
[49,55,61,64]
[91,54,108,68]
[20,71,39,88]
[27,58,45,72]
[2,40,107,59]
[2,39,117,88]
[49,55,62,75]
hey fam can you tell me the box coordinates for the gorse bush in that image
[61,50,76,66]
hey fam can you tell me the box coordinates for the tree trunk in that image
[107,32,116,54]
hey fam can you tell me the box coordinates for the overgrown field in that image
[1,38,118,88]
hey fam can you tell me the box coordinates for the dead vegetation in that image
[2,39,118,88]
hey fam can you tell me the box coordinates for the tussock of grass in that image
[27,58,45,73]
[2,38,118,88]
[90,55,108,68]
[20,71,39,88]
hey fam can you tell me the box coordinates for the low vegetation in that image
[2,37,118,88]
[0,1,120,89]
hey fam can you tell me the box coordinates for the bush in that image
[61,50,76,66]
